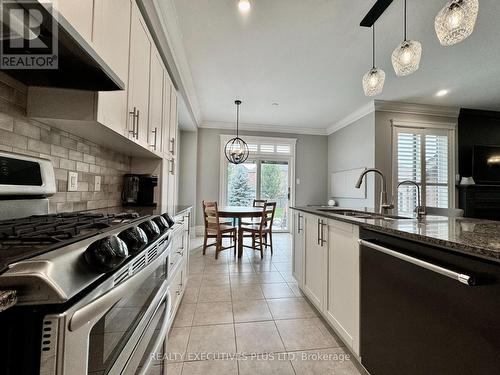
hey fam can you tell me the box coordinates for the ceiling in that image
[171,0,500,133]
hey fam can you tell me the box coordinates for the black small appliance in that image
[122,174,158,207]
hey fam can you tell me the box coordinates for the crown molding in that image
[326,101,375,135]
[142,0,201,127]
[374,100,460,118]
[199,121,328,136]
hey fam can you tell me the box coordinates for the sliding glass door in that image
[261,160,290,231]
[225,159,291,232]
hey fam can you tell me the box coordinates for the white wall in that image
[194,127,328,226]
[327,113,376,208]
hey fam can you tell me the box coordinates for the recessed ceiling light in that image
[436,89,449,97]
[238,0,251,13]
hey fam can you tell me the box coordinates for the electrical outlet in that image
[94,176,101,192]
[68,172,78,192]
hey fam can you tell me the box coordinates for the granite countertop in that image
[292,206,500,264]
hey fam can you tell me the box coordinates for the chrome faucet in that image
[355,168,394,214]
[394,180,426,220]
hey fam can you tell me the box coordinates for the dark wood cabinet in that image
[459,185,500,220]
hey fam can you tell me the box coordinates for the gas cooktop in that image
[0,212,141,273]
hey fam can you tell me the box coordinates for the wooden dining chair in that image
[240,202,276,258]
[202,201,237,259]
[241,199,267,226]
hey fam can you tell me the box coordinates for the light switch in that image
[94,175,101,192]
[68,171,78,192]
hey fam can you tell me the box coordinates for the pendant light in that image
[224,100,250,165]
[435,0,479,46]
[362,25,385,97]
[238,0,251,13]
[391,0,422,77]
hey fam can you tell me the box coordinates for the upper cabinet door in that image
[55,0,94,43]
[162,75,172,157]
[169,89,178,156]
[93,0,131,82]
[94,0,132,135]
[128,2,151,144]
[149,48,164,153]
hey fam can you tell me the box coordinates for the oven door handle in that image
[69,252,166,332]
[137,288,173,375]
[359,239,476,286]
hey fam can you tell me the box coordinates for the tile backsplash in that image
[0,74,131,214]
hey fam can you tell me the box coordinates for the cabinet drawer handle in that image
[170,137,175,154]
[129,107,137,137]
[135,110,140,138]
[297,214,303,234]
[169,159,175,175]
[358,239,475,286]
[150,127,158,150]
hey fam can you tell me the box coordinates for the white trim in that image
[200,121,327,136]
[375,100,460,118]
[391,119,457,130]
[326,101,375,135]
[219,134,297,145]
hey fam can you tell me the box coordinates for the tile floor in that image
[163,234,363,375]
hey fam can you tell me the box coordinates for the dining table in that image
[217,206,264,258]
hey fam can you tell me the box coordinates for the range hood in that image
[0,1,124,91]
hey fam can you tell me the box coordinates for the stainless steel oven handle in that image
[69,253,166,331]
[359,239,475,286]
[137,288,173,375]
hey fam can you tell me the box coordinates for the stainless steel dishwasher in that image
[359,228,500,375]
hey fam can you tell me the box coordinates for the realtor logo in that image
[0,0,58,69]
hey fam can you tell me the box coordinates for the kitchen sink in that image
[317,208,411,221]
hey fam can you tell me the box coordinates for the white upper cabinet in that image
[127,2,152,145]
[55,0,94,43]
[169,88,178,157]
[94,0,132,136]
[162,74,173,156]
[93,0,131,82]
[148,47,164,153]
[325,220,360,356]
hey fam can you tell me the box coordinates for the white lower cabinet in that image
[303,213,327,311]
[292,211,305,287]
[325,220,360,356]
[296,211,360,357]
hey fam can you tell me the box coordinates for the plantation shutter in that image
[394,126,452,214]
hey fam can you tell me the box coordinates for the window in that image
[392,122,455,214]
[220,135,296,232]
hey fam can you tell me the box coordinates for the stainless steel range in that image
[0,152,180,375]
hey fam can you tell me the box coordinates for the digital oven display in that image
[0,156,42,186]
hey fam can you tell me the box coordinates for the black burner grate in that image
[0,212,141,273]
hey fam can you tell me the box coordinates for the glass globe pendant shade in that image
[224,137,249,164]
[391,40,422,76]
[435,0,479,46]
[362,67,386,97]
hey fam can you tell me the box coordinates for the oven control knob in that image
[161,213,175,228]
[152,216,169,232]
[84,235,129,272]
[139,220,160,242]
[118,227,148,254]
